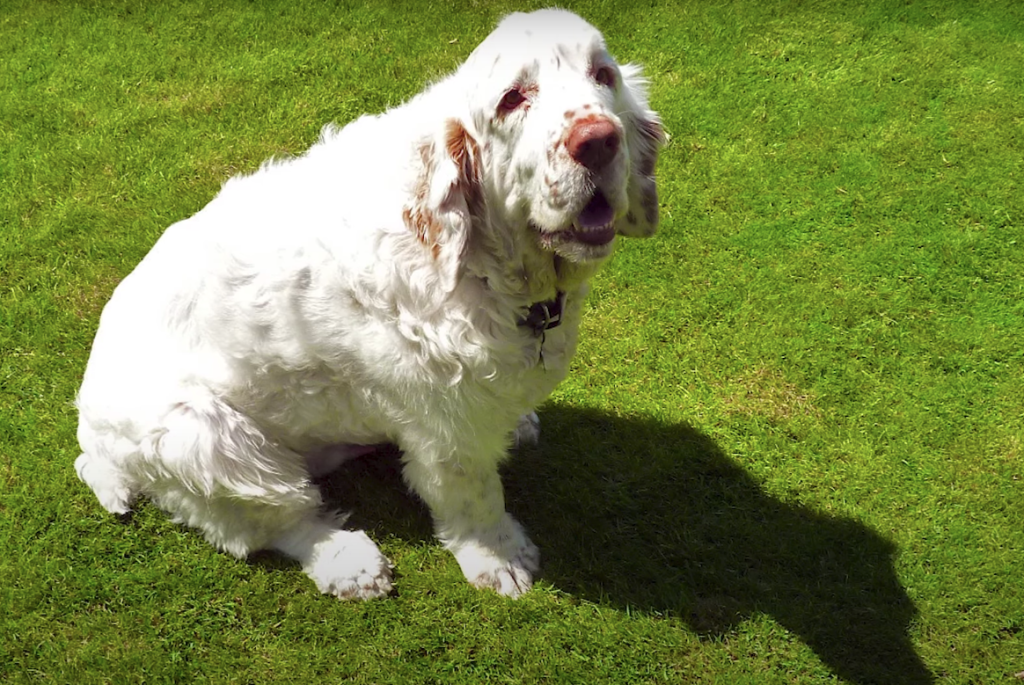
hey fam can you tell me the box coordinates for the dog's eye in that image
[594,66,616,89]
[499,87,527,112]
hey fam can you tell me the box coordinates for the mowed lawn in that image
[1,1,1022,683]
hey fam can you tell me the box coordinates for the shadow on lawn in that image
[321,405,933,685]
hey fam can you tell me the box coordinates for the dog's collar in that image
[519,290,566,336]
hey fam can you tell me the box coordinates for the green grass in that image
[2,0,1022,682]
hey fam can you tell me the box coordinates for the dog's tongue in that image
[573,192,616,245]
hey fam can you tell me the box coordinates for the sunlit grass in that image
[2,1,1022,683]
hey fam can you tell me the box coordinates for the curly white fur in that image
[75,9,664,599]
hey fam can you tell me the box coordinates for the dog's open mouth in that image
[532,190,619,259]
[567,190,616,246]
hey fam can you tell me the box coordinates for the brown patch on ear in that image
[444,118,483,215]
[403,120,482,262]
[444,119,475,183]
[402,141,445,254]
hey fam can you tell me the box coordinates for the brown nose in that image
[566,117,620,172]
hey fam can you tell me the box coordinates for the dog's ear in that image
[614,63,666,238]
[403,118,482,293]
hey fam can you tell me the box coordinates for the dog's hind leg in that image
[124,389,392,598]
[133,390,323,555]
[75,451,138,515]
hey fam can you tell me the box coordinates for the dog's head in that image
[405,9,665,290]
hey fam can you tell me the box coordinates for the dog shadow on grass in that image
[319,405,933,685]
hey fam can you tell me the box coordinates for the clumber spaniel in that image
[75,9,664,599]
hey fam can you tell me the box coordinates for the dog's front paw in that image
[303,530,394,600]
[467,542,540,598]
[512,412,541,449]
[452,515,540,598]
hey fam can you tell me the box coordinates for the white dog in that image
[75,9,664,599]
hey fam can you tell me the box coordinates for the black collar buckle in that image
[519,290,566,337]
